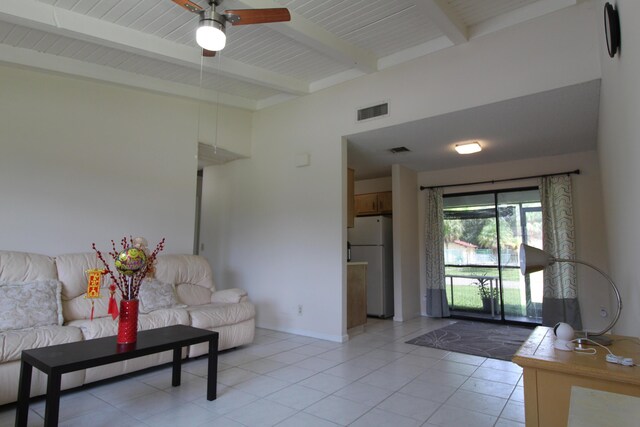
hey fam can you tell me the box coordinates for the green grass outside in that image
[444,265,537,317]
[445,284,525,316]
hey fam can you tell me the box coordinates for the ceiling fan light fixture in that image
[196,13,226,51]
[455,141,482,155]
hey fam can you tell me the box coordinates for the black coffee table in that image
[15,325,218,427]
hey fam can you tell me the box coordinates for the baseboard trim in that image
[256,324,347,342]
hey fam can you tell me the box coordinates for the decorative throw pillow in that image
[0,280,64,331]
[138,279,183,314]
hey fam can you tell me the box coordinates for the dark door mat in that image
[406,320,534,361]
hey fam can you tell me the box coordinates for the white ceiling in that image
[0,0,579,111]
[347,79,601,180]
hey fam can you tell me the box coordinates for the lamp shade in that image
[518,243,623,345]
[519,244,554,275]
[196,18,226,51]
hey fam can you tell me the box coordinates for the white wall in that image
[392,165,421,322]
[0,64,251,256]
[201,2,602,340]
[198,103,252,157]
[354,177,392,194]
[417,151,610,330]
[597,0,640,336]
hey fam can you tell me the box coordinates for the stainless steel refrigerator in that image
[348,215,394,318]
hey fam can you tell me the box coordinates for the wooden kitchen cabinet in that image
[377,191,392,214]
[354,193,378,216]
[354,191,392,216]
[347,263,367,329]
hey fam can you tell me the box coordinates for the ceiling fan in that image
[172,0,291,57]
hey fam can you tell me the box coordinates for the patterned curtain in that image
[540,175,582,329]
[425,188,450,317]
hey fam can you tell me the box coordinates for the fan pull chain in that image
[197,54,204,152]
[213,52,221,155]
[198,51,220,155]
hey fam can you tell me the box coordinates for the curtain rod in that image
[419,169,580,191]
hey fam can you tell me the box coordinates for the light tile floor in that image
[0,317,525,427]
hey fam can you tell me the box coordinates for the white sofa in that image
[0,250,255,405]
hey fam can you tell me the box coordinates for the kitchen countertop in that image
[347,262,368,266]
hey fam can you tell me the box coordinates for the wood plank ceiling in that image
[0,0,577,110]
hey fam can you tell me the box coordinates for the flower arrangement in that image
[92,236,165,301]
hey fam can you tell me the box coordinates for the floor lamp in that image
[519,244,622,346]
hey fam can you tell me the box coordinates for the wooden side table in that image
[513,326,640,427]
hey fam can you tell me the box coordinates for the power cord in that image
[569,338,636,366]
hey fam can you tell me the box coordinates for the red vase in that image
[117,299,139,345]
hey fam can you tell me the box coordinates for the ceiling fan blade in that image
[172,0,203,14]
[202,49,216,57]
[224,8,291,25]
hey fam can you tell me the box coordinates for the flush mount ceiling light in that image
[196,9,227,51]
[455,141,482,155]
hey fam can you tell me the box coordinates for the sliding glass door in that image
[443,188,542,325]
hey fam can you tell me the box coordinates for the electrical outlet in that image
[297,305,303,316]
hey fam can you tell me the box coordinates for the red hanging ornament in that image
[85,269,105,321]
[107,284,119,320]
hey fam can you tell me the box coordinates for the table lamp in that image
[519,244,622,346]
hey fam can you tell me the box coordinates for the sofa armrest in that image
[210,288,248,304]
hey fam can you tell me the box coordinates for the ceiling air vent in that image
[357,102,389,122]
[389,146,410,154]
